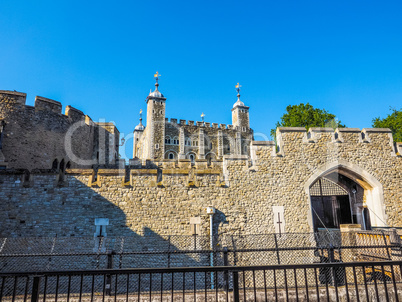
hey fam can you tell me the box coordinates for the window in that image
[165,137,171,144]
[186,138,191,146]
[155,144,159,149]
[168,153,175,159]
[242,127,246,132]
[160,110,162,114]
[59,159,65,172]
[189,154,195,163]
[52,159,58,170]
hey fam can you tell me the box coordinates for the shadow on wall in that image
[0,171,134,238]
[0,171,217,274]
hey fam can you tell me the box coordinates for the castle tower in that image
[133,109,145,158]
[231,83,250,130]
[144,72,166,160]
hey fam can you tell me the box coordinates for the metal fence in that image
[1,230,401,273]
[1,261,402,302]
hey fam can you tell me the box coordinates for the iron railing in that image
[1,261,402,301]
[1,230,401,273]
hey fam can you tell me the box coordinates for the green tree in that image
[271,103,345,138]
[372,108,402,142]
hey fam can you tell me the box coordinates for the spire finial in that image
[154,71,161,89]
[201,112,205,123]
[235,82,241,98]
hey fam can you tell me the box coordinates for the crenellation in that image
[0,90,27,106]
[65,105,85,121]
[219,123,226,129]
[34,96,62,114]
[396,142,402,155]
[205,122,210,127]
[336,128,361,143]
[180,119,186,125]
[170,118,177,124]
[188,120,194,126]
[212,123,218,128]
[307,127,334,143]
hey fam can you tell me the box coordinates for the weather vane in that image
[154,71,161,84]
[235,82,242,95]
[201,112,205,122]
[139,109,143,119]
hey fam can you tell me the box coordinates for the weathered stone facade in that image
[133,82,253,162]
[0,124,401,238]
[0,90,120,171]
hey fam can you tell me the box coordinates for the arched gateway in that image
[304,160,387,232]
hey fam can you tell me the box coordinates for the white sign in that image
[272,206,285,235]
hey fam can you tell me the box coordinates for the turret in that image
[144,72,166,160]
[133,109,145,158]
[231,83,250,130]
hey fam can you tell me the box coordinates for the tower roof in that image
[148,85,164,98]
[134,109,145,131]
[233,82,247,108]
[148,71,165,98]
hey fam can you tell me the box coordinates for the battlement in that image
[65,105,85,121]
[165,118,241,130]
[0,90,90,121]
[260,127,400,157]
[35,96,62,114]
[0,90,27,106]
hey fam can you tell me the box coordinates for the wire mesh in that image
[0,230,401,273]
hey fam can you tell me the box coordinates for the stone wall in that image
[0,91,119,170]
[0,126,401,238]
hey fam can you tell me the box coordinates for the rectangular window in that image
[155,144,159,149]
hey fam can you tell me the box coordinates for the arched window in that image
[66,161,71,169]
[168,153,175,160]
[59,159,65,172]
[189,154,195,163]
[165,136,171,145]
[186,138,191,146]
[52,159,58,171]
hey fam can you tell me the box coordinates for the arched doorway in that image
[305,160,386,232]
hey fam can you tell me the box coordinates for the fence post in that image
[106,251,114,295]
[381,230,391,260]
[274,233,280,264]
[167,236,171,268]
[31,276,41,302]
[223,247,228,290]
[328,245,337,286]
[232,271,239,302]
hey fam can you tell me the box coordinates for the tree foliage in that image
[271,103,345,138]
[372,108,402,142]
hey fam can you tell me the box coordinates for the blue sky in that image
[1,0,401,159]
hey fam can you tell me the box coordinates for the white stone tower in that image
[133,109,145,158]
[231,83,250,130]
[144,72,166,159]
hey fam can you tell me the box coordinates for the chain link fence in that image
[1,230,401,278]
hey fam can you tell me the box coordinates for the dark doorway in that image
[311,195,352,230]
[310,177,354,231]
